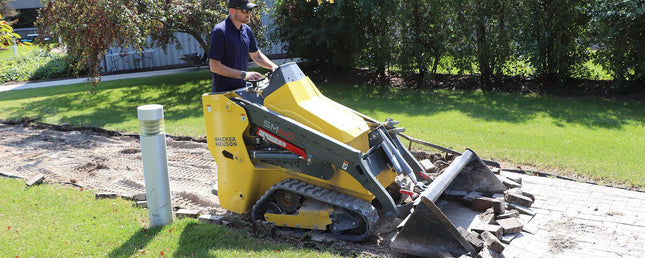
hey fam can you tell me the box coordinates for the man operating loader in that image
[209,0,278,92]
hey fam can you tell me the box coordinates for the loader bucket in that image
[390,149,507,257]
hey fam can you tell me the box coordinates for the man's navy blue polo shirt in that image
[209,16,259,92]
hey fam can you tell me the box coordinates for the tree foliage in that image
[591,0,645,86]
[514,0,592,81]
[142,0,227,60]
[397,0,453,82]
[37,0,146,79]
[272,0,365,72]
[454,0,518,83]
[1,13,28,48]
[273,0,645,90]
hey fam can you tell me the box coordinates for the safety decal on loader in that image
[342,161,349,170]
[257,128,307,158]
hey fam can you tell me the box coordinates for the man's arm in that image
[209,59,246,79]
[250,50,279,72]
[210,58,264,81]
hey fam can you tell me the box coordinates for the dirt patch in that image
[0,121,222,215]
[547,218,583,253]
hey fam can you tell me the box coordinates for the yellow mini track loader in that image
[202,63,508,257]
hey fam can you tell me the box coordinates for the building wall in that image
[8,0,43,9]
[100,33,205,73]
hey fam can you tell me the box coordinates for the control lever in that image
[245,72,272,96]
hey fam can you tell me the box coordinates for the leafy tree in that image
[37,0,267,80]
[37,0,147,80]
[515,0,592,81]
[357,0,397,78]
[448,0,518,83]
[591,0,645,87]
[272,0,365,72]
[397,0,454,83]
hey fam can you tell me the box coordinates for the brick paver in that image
[502,171,645,257]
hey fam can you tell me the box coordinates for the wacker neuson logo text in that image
[213,137,237,146]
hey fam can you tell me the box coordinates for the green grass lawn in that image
[0,70,643,188]
[0,178,345,257]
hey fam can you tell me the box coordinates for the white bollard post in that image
[12,40,18,57]
[137,104,173,227]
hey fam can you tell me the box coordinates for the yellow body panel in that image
[264,77,370,152]
[202,93,261,214]
[264,200,333,230]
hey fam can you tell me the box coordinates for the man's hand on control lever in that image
[244,71,264,81]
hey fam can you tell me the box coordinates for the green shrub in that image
[0,49,72,83]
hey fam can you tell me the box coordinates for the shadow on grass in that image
[109,227,165,257]
[172,221,354,257]
[176,221,340,256]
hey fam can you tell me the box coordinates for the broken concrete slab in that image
[122,193,146,201]
[496,217,523,234]
[25,174,45,186]
[478,208,496,224]
[508,203,536,216]
[505,174,523,185]
[135,201,147,208]
[480,231,505,253]
[495,210,520,220]
[472,197,501,212]
[176,209,200,219]
[198,214,225,225]
[471,223,503,237]
[419,159,438,173]
[505,190,534,207]
[458,226,484,251]
[500,232,521,244]
[521,218,539,234]
[497,175,521,189]
[95,192,117,199]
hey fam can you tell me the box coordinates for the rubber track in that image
[251,179,379,242]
